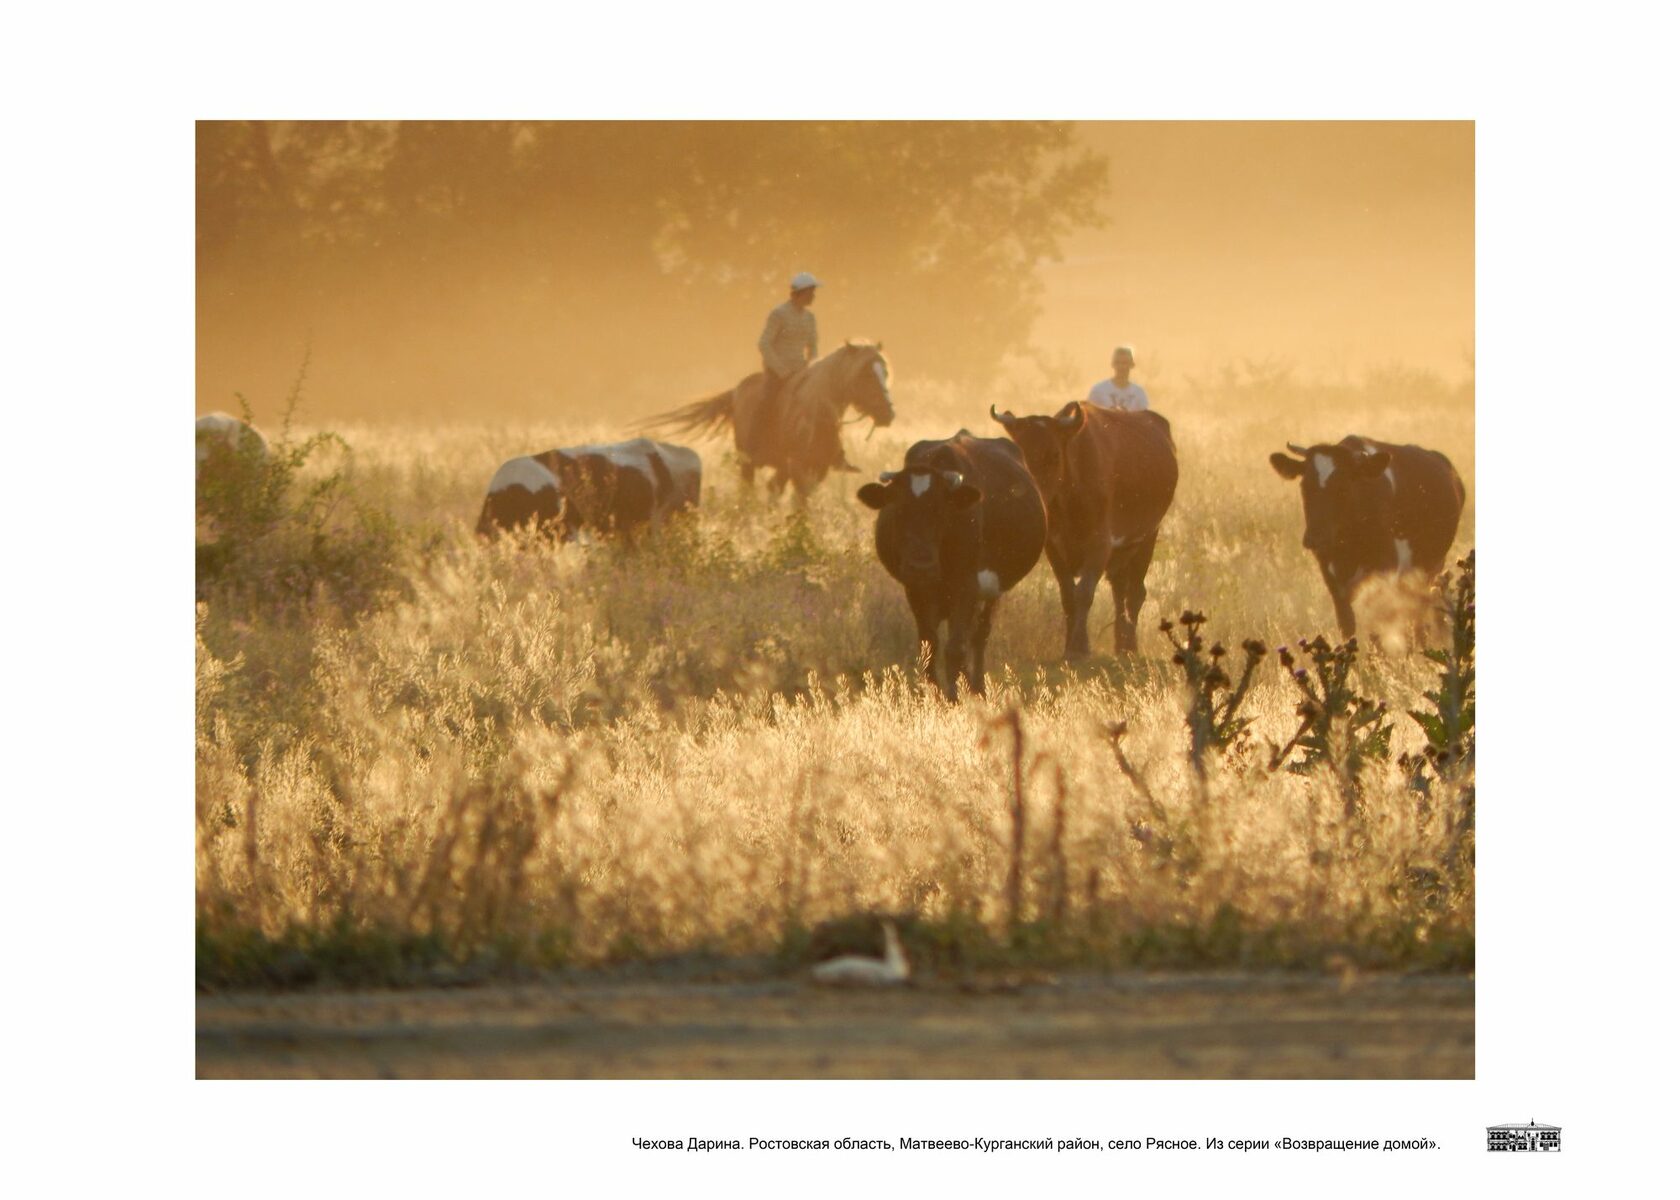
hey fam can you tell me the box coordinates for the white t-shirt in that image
[1087,379,1149,412]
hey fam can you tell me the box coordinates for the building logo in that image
[1486,1121,1560,1152]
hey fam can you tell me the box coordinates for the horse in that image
[639,341,895,498]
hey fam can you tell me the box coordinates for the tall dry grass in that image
[196,362,1474,985]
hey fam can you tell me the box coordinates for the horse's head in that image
[843,340,895,428]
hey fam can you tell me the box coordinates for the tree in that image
[197,121,1108,416]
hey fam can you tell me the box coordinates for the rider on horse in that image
[638,270,888,495]
[758,271,820,405]
[748,271,853,471]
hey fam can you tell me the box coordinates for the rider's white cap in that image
[790,271,822,290]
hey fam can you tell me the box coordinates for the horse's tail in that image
[636,388,735,440]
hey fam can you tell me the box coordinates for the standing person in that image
[1087,344,1150,412]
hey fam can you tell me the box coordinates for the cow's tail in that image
[636,388,735,440]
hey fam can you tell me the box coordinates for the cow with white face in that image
[195,412,268,481]
[1270,435,1465,638]
[857,432,1046,699]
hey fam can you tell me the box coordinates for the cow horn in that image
[942,470,964,488]
[989,404,1014,424]
[878,471,899,484]
[1056,403,1081,426]
[1286,442,1309,456]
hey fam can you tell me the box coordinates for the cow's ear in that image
[857,483,893,509]
[1355,451,1391,477]
[951,483,983,510]
[1270,452,1307,479]
[1054,401,1086,436]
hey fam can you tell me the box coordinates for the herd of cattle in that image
[197,403,1466,699]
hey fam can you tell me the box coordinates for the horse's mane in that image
[781,343,882,449]
[792,341,882,398]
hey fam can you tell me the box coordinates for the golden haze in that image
[195,121,1472,423]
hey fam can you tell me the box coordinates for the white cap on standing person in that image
[790,271,822,291]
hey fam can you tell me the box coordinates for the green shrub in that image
[197,363,404,615]
[1401,552,1476,882]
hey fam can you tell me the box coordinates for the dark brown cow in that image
[1269,435,1465,637]
[476,438,701,540]
[990,401,1178,656]
[857,433,1047,699]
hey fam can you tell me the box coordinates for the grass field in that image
[195,362,1475,988]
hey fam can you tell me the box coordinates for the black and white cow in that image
[477,454,566,536]
[1270,435,1465,637]
[476,437,701,540]
[195,412,268,480]
[857,432,1047,699]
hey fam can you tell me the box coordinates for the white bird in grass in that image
[811,921,910,986]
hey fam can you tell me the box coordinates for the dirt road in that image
[197,970,1472,1079]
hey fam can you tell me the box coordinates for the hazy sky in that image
[1037,122,1472,382]
[197,121,1473,420]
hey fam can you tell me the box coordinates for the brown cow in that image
[1270,435,1465,637]
[991,401,1179,656]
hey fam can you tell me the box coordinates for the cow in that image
[477,454,565,536]
[857,432,1046,700]
[1269,435,1465,638]
[195,412,268,481]
[989,401,1179,657]
[476,437,701,540]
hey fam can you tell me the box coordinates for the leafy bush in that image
[1405,551,1476,784]
[197,364,404,614]
[1401,552,1476,880]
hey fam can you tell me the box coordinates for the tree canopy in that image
[198,121,1108,415]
